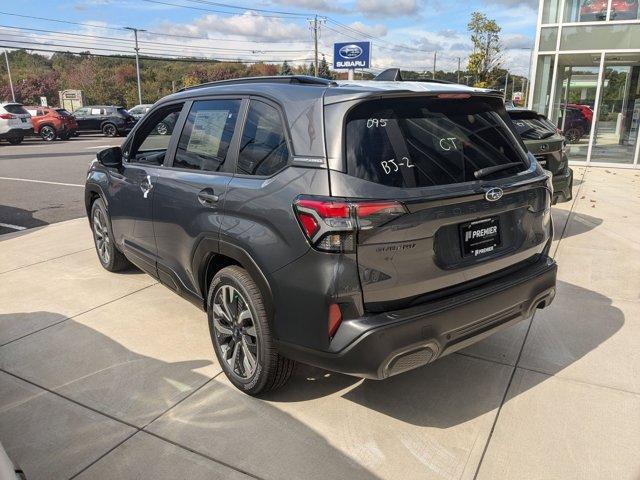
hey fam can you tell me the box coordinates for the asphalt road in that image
[0,134,122,235]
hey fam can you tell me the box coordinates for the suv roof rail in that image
[178,75,337,92]
[373,68,454,84]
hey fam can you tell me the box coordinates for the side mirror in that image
[97,146,123,168]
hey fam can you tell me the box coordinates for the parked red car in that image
[24,106,78,141]
[580,0,638,20]
[566,103,593,125]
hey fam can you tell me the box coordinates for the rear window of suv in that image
[3,104,29,115]
[508,110,556,140]
[345,96,528,188]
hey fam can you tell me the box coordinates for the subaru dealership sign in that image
[333,42,370,69]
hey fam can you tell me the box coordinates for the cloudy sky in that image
[0,0,539,75]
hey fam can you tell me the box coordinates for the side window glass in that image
[237,101,289,176]
[173,99,240,172]
[74,108,88,116]
[90,108,102,115]
[130,104,184,166]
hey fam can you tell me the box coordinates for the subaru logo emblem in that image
[339,44,363,59]
[539,144,548,151]
[485,187,503,202]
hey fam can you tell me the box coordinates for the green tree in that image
[317,55,331,79]
[280,60,292,76]
[467,12,502,86]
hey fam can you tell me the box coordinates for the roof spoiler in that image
[179,75,337,92]
[373,67,454,85]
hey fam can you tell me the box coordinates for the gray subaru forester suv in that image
[85,75,557,395]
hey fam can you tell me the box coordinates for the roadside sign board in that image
[333,42,370,69]
[40,96,47,107]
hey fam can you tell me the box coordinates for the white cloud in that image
[355,0,419,18]
[162,12,308,42]
[270,0,350,12]
[502,34,534,49]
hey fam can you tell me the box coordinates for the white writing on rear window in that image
[381,157,414,175]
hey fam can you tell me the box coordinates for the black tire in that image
[207,266,294,395]
[7,136,23,145]
[90,198,132,272]
[40,125,56,141]
[59,131,71,140]
[564,127,582,144]
[102,123,117,137]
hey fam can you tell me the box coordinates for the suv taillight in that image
[0,113,15,119]
[293,196,406,253]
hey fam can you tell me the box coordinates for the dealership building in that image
[529,0,640,168]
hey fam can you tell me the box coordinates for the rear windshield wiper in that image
[474,162,523,179]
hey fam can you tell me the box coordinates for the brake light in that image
[293,196,406,253]
[328,303,342,337]
[0,113,15,119]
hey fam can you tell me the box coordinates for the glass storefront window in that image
[551,53,601,162]
[542,0,561,22]
[563,0,607,22]
[591,53,640,164]
[610,0,639,20]
[539,27,558,51]
[532,55,555,116]
[561,24,640,50]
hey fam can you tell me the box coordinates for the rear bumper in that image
[552,167,573,203]
[277,255,557,379]
[0,127,33,139]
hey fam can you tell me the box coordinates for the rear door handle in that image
[197,188,219,206]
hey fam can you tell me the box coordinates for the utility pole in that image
[457,57,461,84]
[310,15,319,77]
[4,50,15,102]
[503,71,509,102]
[433,51,437,79]
[125,27,146,105]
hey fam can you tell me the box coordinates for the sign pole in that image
[4,50,15,102]
[348,68,354,80]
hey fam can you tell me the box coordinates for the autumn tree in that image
[467,12,502,87]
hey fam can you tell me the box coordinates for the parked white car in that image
[0,103,33,145]
[127,103,152,120]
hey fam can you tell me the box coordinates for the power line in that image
[0,27,312,54]
[0,42,316,63]
[183,0,310,17]
[140,0,308,19]
[0,11,311,43]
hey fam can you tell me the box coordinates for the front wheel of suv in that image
[102,123,117,137]
[207,266,294,395]
[90,198,132,272]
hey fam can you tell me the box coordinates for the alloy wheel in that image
[212,285,259,379]
[41,126,55,141]
[104,124,116,137]
[92,209,111,264]
[156,122,168,135]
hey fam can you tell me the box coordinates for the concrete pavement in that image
[0,166,639,479]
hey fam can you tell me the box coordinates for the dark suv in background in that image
[85,75,557,395]
[72,105,136,136]
[507,108,574,204]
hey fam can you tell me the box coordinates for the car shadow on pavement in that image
[0,205,49,234]
[267,280,623,429]
[551,208,602,241]
[0,314,383,480]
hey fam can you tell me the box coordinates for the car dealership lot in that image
[0,166,639,479]
[0,135,121,235]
